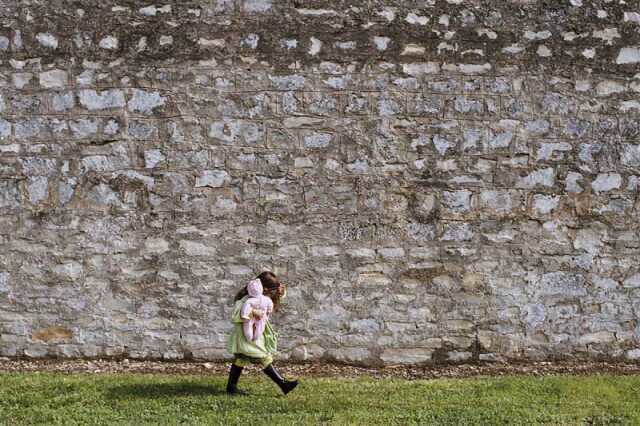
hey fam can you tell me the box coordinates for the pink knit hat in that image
[247,278,263,297]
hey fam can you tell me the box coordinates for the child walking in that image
[226,271,299,396]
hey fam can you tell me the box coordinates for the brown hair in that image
[234,271,284,311]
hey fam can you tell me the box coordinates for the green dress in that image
[227,295,278,368]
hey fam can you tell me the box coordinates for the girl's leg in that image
[262,361,298,395]
[226,357,249,395]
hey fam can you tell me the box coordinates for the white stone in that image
[335,41,356,50]
[620,101,640,112]
[39,69,67,88]
[159,270,180,281]
[524,30,552,40]
[70,118,99,138]
[79,89,125,110]
[0,144,19,153]
[214,195,237,212]
[195,170,231,188]
[536,142,572,161]
[624,12,640,24]
[0,119,10,140]
[53,262,83,280]
[244,0,272,12]
[303,133,332,148]
[591,173,621,192]
[623,274,640,288]
[537,45,552,57]
[347,248,376,259]
[159,35,173,46]
[565,172,584,193]
[209,120,263,145]
[596,80,626,96]
[626,349,640,360]
[378,247,405,259]
[0,181,20,208]
[145,238,170,255]
[88,184,120,206]
[592,28,620,45]
[27,176,48,203]
[199,38,225,48]
[376,8,396,22]
[144,149,165,169]
[442,223,473,241]
[179,240,216,256]
[579,331,615,345]
[309,37,322,55]
[12,73,32,89]
[128,89,166,114]
[517,167,555,188]
[296,8,336,16]
[381,348,431,364]
[373,36,395,52]
[310,246,339,257]
[269,74,305,90]
[99,36,118,50]
[524,303,546,328]
[443,190,472,212]
[402,62,440,76]
[328,347,370,363]
[581,48,596,59]
[621,144,640,167]
[532,194,559,215]
[591,275,618,290]
[617,47,640,64]
[280,39,297,49]
[356,273,392,286]
[139,5,171,16]
[36,33,58,48]
[574,229,603,254]
[480,190,514,213]
[401,44,425,56]
[0,272,9,293]
[294,157,313,168]
[458,63,491,74]
[502,44,524,54]
[405,12,429,25]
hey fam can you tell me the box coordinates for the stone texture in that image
[39,69,68,89]
[78,89,125,110]
[0,0,638,365]
[128,90,166,115]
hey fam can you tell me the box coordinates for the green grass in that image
[0,372,639,425]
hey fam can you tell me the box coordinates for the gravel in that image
[1,358,639,380]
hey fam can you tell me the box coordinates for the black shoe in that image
[263,364,298,395]
[226,364,249,396]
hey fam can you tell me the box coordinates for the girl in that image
[226,271,299,396]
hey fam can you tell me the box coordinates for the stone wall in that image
[1,0,639,364]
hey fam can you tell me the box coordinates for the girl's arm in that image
[278,283,287,299]
[240,301,252,320]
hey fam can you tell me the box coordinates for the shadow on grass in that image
[106,382,227,399]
